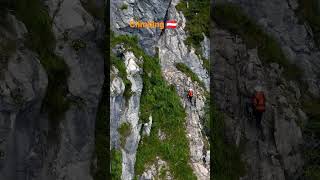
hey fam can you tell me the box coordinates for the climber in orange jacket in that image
[252,86,266,129]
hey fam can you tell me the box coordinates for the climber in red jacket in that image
[188,88,193,105]
[252,86,266,130]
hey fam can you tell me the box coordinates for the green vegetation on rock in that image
[176,0,209,56]
[111,52,132,102]
[14,0,70,125]
[213,3,303,81]
[118,122,132,147]
[111,34,196,179]
[111,148,122,180]
[176,0,210,73]
[212,104,246,180]
[175,62,205,88]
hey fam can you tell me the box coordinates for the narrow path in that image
[162,67,210,179]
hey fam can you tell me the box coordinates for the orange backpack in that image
[253,92,265,112]
[188,90,193,97]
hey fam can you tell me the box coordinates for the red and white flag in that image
[166,20,177,29]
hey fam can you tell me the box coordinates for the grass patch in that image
[304,165,320,180]
[202,58,210,73]
[111,34,196,179]
[118,122,132,147]
[111,148,122,180]
[81,0,105,20]
[213,3,303,81]
[13,0,70,125]
[297,0,320,47]
[176,0,210,58]
[212,104,247,180]
[175,62,205,88]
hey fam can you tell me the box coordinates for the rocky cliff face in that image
[0,0,105,179]
[110,0,210,179]
[213,28,304,179]
[212,1,320,179]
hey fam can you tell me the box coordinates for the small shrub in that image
[120,4,128,10]
[72,39,86,51]
[118,122,132,147]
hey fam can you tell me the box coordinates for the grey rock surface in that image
[121,51,143,180]
[111,0,171,55]
[0,13,48,180]
[0,0,105,179]
[213,27,304,180]
[41,1,104,179]
[110,49,143,180]
[216,0,320,97]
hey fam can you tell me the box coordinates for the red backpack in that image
[253,92,265,112]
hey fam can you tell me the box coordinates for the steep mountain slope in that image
[0,0,105,179]
[212,1,320,179]
[110,0,210,179]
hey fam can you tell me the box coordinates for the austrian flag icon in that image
[166,20,177,29]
